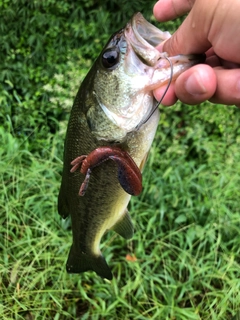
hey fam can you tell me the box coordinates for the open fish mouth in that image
[126,12,205,70]
[127,12,171,66]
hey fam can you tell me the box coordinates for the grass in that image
[2,1,239,318]
[1,102,240,319]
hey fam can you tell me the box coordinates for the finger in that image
[153,83,178,106]
[210,68,240,105]
[161,0,240,63]
[162,0,219,56]
[174,64,217,105]
[153,0,194,22]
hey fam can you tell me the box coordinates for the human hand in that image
[153,0,240,106]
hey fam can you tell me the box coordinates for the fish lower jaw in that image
[150,59,200,89]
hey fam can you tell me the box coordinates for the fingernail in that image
[155,42,164,52]
[156,39,169,53]
[185,72,207,96]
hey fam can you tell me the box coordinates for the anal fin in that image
[112,210,134,240]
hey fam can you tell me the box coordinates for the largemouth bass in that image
[58,12,204,280]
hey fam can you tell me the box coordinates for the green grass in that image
[1,103,240,319]
[2,0,239,318]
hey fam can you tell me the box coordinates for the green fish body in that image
[58,13,204,280]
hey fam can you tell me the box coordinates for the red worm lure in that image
[70,146,142,196]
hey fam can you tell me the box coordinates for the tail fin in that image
[66,245,113,280]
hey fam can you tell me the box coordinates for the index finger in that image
[153,0,195,21]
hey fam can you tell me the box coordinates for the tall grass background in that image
[1,1,240,319]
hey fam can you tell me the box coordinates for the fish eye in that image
[102,48,120,69]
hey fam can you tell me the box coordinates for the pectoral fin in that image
[66,245,113,280]
[112,210,134,239]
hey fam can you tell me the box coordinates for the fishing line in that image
[136,55,173,129]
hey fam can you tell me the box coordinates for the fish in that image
[58,12,205,280]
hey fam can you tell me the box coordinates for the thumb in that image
[162,0,217,55]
